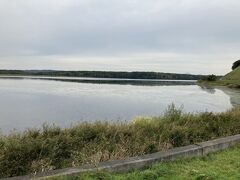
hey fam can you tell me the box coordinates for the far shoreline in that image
[0,69,206,80]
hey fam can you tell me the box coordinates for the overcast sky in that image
[0,0,240,75]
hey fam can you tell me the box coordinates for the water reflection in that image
[219,88,240,107]
[0,76,196,86]
[199,85,240,108]
[199,86,216,94]
[0,77,239,133]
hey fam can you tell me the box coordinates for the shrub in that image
[201,74,218,81]
[0,106,240,178]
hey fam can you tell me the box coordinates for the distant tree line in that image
[0,70,206,80]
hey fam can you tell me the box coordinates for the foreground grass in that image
[1,105,240,178]
[56,145,240,180]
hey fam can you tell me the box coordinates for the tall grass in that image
[0,105,240,178]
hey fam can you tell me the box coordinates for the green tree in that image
[202,74,217,81]
[232,60,240,70]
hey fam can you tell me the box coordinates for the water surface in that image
[0,77,239,133]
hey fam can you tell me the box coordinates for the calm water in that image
[0,77,239,133]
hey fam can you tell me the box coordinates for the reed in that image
[1,105,240,178]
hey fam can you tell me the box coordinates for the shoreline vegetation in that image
[198,65,240,89]
[1,105,240,178]
[0,70,205,80]
[197,79,240,89]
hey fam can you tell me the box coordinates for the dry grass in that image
[0,105,240,178]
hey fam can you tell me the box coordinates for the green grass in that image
[55,145,240,180]
[1,105,240,178]
[222,66,240,81]
[198,67,240,88]
[220,66,240,88]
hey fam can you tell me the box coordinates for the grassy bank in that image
[56,145,240,180]
[1,105,240,178]
[198,66,240,88]
[197,79,240,89]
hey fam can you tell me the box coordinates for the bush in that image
[0,106,240,178]
[201,74,218,81]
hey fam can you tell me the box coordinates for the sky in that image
[0,0,240,75]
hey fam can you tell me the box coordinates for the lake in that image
[0,76,239,133]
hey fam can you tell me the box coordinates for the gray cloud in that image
[0,0,240,74]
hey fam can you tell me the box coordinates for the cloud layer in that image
[0,0,240,74]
